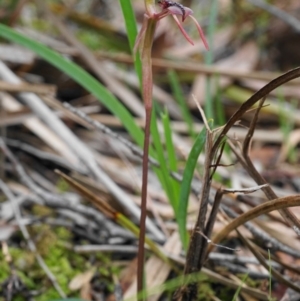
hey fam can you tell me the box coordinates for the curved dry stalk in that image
[210,194,300,249]
[211,67,300,156]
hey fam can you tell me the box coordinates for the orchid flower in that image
[135,0,209,52]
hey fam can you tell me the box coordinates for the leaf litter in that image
[0,0,300,300]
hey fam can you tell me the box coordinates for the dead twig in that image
[0,80,56,95]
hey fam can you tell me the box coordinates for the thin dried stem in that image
[212,194,300,246]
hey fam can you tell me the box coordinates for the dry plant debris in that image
[0,0,300,300]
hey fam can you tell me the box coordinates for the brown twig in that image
[0,80,56,95]
[177,179,268,300]
[95,50,300,86]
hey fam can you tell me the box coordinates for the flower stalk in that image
[137,16,157,296]
[136,0,209,296]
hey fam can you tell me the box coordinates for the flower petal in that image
[189,15,209,50]
[172,15,194,45]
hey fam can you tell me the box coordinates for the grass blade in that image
[161,108,180,209]
[232,273,249,301]
[161,109,178,173]
[150,109,177,210]
[214,76,226,126]
[178,128,206,249]
[0,24,144,147]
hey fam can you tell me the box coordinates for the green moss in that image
[31,204,54,217]
[56,178,70,193]
[0,225,117,301]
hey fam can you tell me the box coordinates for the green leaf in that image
[161,109,177,173]
[214,76,226,126]
[178,128,206,250]
[161,109,180,209]
[150,109,176,207]
[232,273,248,301]
[0,24,144,148]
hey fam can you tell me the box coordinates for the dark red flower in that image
[156,0,209,49]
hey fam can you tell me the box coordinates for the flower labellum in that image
[158,0,192,21]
